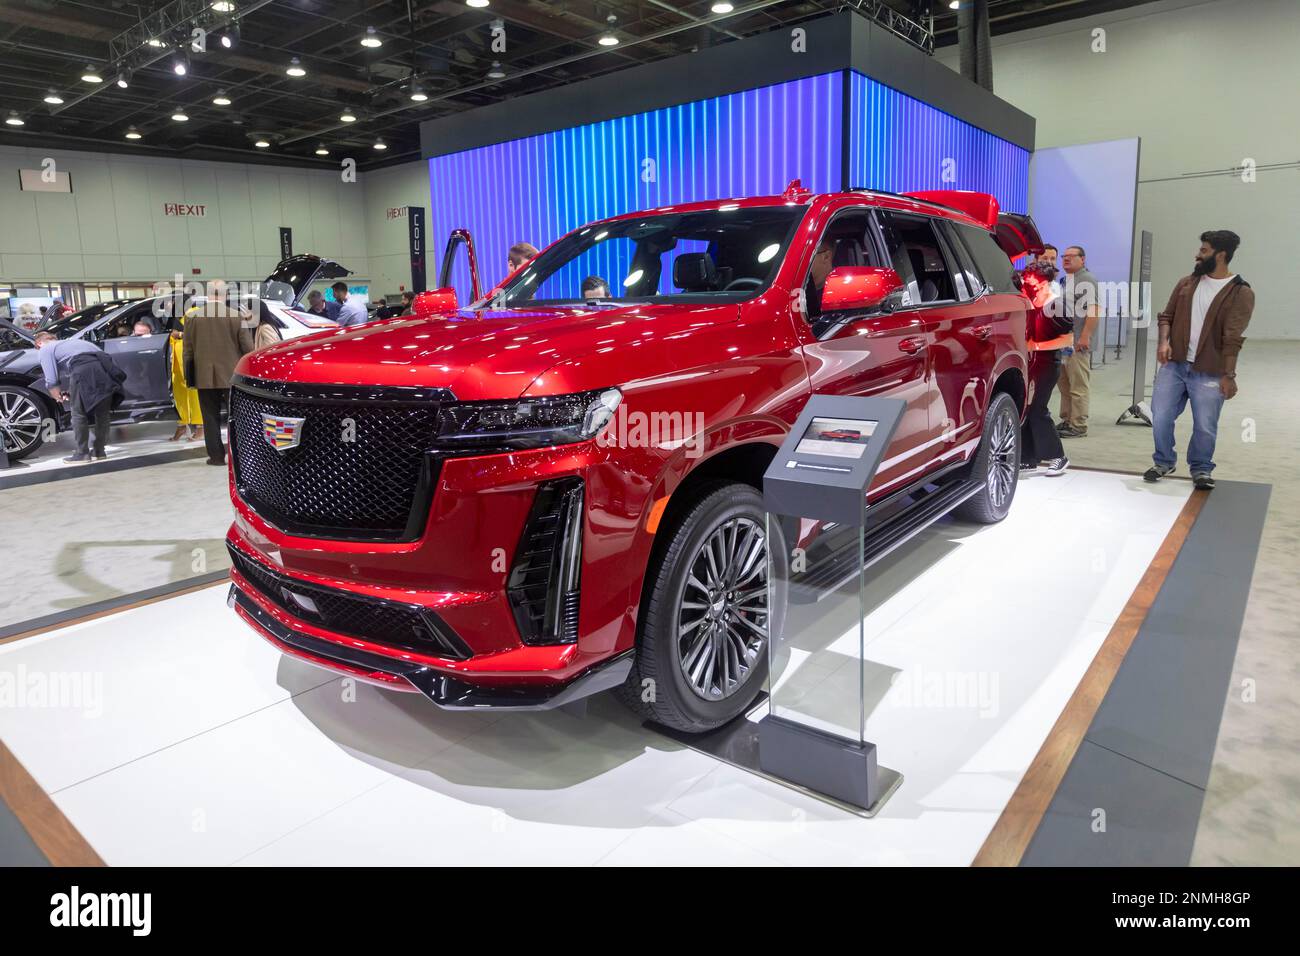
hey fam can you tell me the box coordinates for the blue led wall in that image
[428,70,1029,296]
[847,72,1029,214]
[429,73,841,296]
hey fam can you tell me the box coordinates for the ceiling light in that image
[710,2,734,12]
[43,89,64,105]
[373,138,388,150]
[339,109,357,122]
[949,0,960,7]
[171,110,189,122]
[286,57,306,77]
[219,20,239,49]
[212,90,231,106]
[466,0,490,8]
[487,61,505,79]
[254,137,271,148]
[409,79,427,102]
[124,126,142,140]
[211,2,237,12]
[361,26,382,48]
[116,70,131,89]
[314,145,330,156]
[81,66,103,83]
[172,51,189,76]
[5,111,24,127]
[147,38,165,48]
[598,14,619,46]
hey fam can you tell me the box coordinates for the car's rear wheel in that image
[954,391,1020,524]
[618,482,780,733]
[0,385,49,461]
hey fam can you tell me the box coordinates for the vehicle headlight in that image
[435,387,621,450]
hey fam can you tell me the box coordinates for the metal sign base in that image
[649,697,903,818]
[1116,399,1153,426]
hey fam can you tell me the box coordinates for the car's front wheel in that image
[618,482,778,733]
[0,385,50,461]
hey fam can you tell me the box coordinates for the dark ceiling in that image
[0,0,1144,170]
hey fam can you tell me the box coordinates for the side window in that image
[880,213,959,305]
[799,209,881,331]
[938,221,984,300]
[954,224,1019,294]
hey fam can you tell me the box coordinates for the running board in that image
[798,477,983,596]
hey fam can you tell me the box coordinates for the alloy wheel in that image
[0,391,43,454]
[987,408,1017,509]
[676,516,769,700]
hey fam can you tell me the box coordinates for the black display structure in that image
[759,394,907,813]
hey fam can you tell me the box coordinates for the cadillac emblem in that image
[261,413,306,452]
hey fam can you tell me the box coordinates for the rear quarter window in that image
[954,224,1019,295]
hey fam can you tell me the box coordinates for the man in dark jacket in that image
[34,332,126,463]
[1145,230,1254,490]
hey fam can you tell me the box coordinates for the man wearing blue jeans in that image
[1145,230,1254,490]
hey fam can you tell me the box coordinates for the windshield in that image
[41,301,131,339]
[490,206,805,307]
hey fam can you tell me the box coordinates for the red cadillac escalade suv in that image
[224,182,1042,733]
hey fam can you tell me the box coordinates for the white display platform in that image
[0,469,1191,866]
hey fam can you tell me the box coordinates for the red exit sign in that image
[163,203,207,217]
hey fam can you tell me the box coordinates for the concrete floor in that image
[0,455,233,631]
[1059,340,1299,867]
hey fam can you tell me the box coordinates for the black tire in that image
[954,391,1020,524]
[0,385,51,462]
[617,482,780,733]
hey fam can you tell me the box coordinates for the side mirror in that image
[411,287,459,318]
[820,267,906,313]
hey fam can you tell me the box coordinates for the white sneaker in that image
[1044,457,1069,477]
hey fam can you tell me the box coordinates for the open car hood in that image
[262,255,352,309]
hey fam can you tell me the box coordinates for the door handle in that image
[898,336,927,354]
[973,325,992,341]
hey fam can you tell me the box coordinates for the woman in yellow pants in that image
[170,315,203,441]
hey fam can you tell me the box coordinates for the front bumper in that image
[230,584,633,710]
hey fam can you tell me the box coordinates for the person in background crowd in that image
[38,305,48,322]
[1019,260,1070,477]
[507,242,539,277]
[400,290,416,315]
[1056,245,1099,437]
[373,296,404,320]
[132,319,153,336]
[582,275,611,299]
[1038,244,1058,270]
[169,309,202,442]
[1145,230,1253,490]
[254,308,282,351]
[183,285,253,466]
[45,299,67,324]
[34,331,125,464]
[306,289,339,321]
[333,281,368,328]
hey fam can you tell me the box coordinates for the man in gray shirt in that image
[1056,246,1100,437]
[332,281,368,328]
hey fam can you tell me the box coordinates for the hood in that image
[236,301,740,401]
[262,255,351,309]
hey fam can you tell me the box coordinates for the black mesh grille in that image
[228,542,471,660]
[229,379,443,541]
[507,479,584,645]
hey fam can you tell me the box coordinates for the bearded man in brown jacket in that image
[183,281,254,466]
[1144,230,1254,490]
